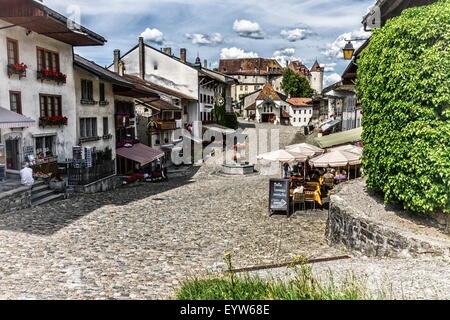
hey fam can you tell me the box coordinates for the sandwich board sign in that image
[269,179,290,216]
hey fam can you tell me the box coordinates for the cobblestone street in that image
[0,161,340,299]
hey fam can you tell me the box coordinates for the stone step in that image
[31,184,49,193]
[31,193,64,207]
[31,189,56,202]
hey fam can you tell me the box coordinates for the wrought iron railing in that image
[67,160,115,186]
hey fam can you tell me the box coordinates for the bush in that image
[356,0,450,213]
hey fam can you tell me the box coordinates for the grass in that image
[175,254,379,300]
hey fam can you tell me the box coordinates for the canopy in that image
[116,143,164,166]
[286,143,324,157]
[257,149,308,162]
[0,107,35,129]
[309,150,361,168]
[315,127,363,148]
[321,119,341,132]
[329,144,363,156]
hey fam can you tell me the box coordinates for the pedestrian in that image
[20,162,34,187]
[283,162,291,179]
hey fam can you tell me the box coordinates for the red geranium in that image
[12,63,27,71]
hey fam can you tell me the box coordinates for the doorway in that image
[262,114,276,123]
[6,139,20,170]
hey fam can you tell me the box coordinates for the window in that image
[9,91,22,114]
[37,47,59,72]
[39,95,62,117]
[304,118,307,123]
[310,110,312,114]
[36,136,54,158]
[99,83,106,102]
[81,79,94,101]
[103,117,109,136]
[7,38,19,65]
[154,64,158,70]
[80,118,98,138]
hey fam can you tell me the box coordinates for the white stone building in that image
[0,0,106,175]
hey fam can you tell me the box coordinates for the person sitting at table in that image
[310,170,321,182]
[323,169,334,180]
[293,182,305,195]
[292,163,300,176]
[334,170,348,184]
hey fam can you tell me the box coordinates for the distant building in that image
[218,58,284,104]
[288,60,324,94]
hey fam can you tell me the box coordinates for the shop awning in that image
[315,127,363,148]
[0,107,35,128]
[116,143,164,166]
[321,119,341,132]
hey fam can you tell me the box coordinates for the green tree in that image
[281,68,314,98]
[356,0,450,214]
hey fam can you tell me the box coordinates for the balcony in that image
[7,64,27,79]
[148,120,177,133]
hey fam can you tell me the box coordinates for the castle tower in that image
[310,60,324,94]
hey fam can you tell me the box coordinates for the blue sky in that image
[44,0,375,86]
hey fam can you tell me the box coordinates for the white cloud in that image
[322,62,337,72]
[272,48,300,67]
[322,28,370,59]
[185,32,223,46]
[280,28,313,41]
[220,47,259,59]
[324,73,342,86]
[233,19,265,39]
[140,28,164,44]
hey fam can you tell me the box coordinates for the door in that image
[6,140,20,170]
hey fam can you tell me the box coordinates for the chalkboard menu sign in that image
[269,179,290,214]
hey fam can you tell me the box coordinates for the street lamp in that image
[343,41,355,60]
[342,38,370,60]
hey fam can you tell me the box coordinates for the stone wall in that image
[73,175,122,194]
[326,179,450,258]
[0,186,32,215]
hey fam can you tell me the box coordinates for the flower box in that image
[7,63,27,78]
[81,99,98,105]
[37,69,67,84]
[39,115,68,127]
[102,134,113,140]
[99,100,110,106]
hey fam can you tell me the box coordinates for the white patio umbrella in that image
[257,149,307,178]
[257,149,308,162]
[286,143,324,157]
[329,144,363,156]
[309,150,361,168]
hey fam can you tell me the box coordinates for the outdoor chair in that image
[323,178,334,189]
[304,191,316,210]
[292,193,306,212]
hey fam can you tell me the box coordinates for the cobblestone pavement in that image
[0,122,448,300]
[0,163,340,300]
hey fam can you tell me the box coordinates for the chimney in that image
[113,49,120,74]
[180,48,187,62]
[139,37,146,79]
[163,47,172,56]
[203,59,208,69]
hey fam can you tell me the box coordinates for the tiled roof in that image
[310,60,325,72]
[287,98,313,107]
[288,61,311,77]
[141,98,182,111]
[219,58,283,76]
[256,83,288,102]
[123,75,198,101]
[74,54,134,87]
[245,103,256,111]
[281,110,291,118]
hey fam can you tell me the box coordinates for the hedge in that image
[356,0,450,213]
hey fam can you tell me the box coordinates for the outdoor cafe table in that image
[290,184,323,206]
